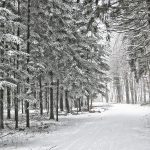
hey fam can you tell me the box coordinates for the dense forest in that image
[0,0,110,130]
[0,0,150,133]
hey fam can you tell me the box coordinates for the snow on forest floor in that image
[1,103,150,150]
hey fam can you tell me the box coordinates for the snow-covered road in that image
[2,104,150,150]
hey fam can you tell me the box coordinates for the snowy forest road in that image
[50,105,150,150]
[3,104,150,150]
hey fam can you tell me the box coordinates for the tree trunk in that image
[146,74,150,103]
[125,74,130,104]
[22,99,24,114]
[49,71,54,119]
[39,75,43,115]
[47,88,49,115]
[105,83,109,103]
[7,87,11,119]
[130,76,134,104]
[25,0,31,128]
[0,0,5,130]
[0,89,4,129]
[143,78,146,103]
[45,83,48,111]
[60,87,64,111]
[90,96,93,109]
[77,99,79,114]
[65,90,70,113]
[140,80,143,103]
[87,95,90,111]
[81,96,83,107]
[25,100,29,128]
[114,77,122,103]
[149,75,150,103]
[56,79,59,121]
[14,86,19,129]
[79,98,81,112]
[146,0,150,25]
[134,79,137,104]
[14,0,21,129]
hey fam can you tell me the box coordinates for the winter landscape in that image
[1,0,150,150]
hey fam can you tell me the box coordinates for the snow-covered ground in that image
[1,104,150,150]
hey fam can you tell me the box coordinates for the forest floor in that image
[1,103,150,150]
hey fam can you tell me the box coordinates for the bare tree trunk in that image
[114,77,122,103]
[0,89,4,129]
[125,74,130,104]
[14,0,21,129]
[65,90,70,113]
[79,98,81,112]
[25,0,31,128]
[45,83,48,111]
[56,79,59,121]
[22,98,24,114]
[39,75,43,115]
[143,78,146,103]
[47,83,50,115]
[49,71,54,119]
[60,86,64,111]
[87,95,90,111]
[14,87,19,129]
[140,80,143,103]
[134,79,137,104]
[90,96,93,109]
[7,87,11,119]
[146,0,150,25]
[130,75,134,104]
[146,74,150,103]
[105,83,109,103]
[0,0,6,130]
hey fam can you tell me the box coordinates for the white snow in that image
[1,104,150,150]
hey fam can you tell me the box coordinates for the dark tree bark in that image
[90,96,93,109]
[39,75,43,115]
[14,0,21,129]
[22,99,24,114]
[65,90,70,113]
[0,0,5,130]
[147,0,150,25]
[14,88,19,129]
[125,74,130,104]
[56,79,59,121]
[143,78,146,103]
[45,83,48,111]
[95,0,99,5]
[130,76,134,104]
[148,74,150,103]
[140,80,143,103]
[87,95,90,111]
[78,98,81,112]
[7,87,11,119]
[50,71,54,119]
[60,87,64,111]
[0,89,4,129]
[134,79,137,104]
[81,96,83,107]
[114,77,122,103]
[76,99,79,114]
[105,83,109,103]
[25,0,31,128]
